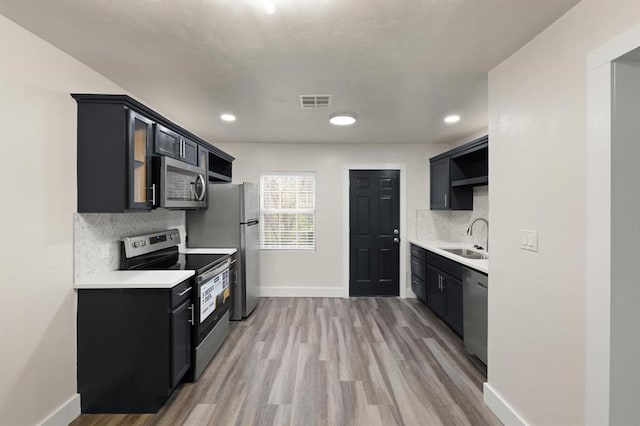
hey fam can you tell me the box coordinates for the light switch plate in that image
[520,230,538,252]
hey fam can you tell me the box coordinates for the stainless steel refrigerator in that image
[187,182,259,320]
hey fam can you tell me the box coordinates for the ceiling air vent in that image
[299,95,332,109]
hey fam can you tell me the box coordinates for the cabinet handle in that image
[178,287,192,297]
[150,184,156,206]
[188,304,194,325]
[444,194,448,208]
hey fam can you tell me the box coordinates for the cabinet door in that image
[410,258,427,282]
[155,124,181,159]
[411,275,427,305]
[426,265,445,317]
[443,274,463,336]
[198,145,209,171]
[170,300,192,389]
[128,111,154,210]
[181,137,199,166]
[430,157,450,210]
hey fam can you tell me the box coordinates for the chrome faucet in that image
[467,218,489,252]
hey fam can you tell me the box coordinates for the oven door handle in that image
[197,259,231,283]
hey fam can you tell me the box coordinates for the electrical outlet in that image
[520,230,538,252]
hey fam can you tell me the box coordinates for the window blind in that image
[260,173,315,250]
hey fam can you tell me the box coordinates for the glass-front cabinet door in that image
[128,110,155,210]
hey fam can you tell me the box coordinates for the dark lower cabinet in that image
[411,275,427,304]
[442,273,463,335]
[410,244,428,304]
[77,280,193,413]
[422,250,464,337]
[411,244,464,336]
[426,265,446,318]
[170,300,192,389]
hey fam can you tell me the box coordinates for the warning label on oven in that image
[200,269,229,323]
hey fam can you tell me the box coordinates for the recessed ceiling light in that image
[444,115,461,124]
[220,113,236,122]
[263,1,276,15]
[329,114,356,126]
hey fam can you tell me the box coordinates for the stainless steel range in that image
[120,228,233,381]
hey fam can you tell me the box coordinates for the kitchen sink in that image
[441,248,488,260]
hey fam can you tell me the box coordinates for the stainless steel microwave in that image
[154,156,207,209]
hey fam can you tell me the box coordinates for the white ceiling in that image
[0,0,579,144]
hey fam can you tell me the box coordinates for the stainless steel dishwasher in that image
[463,267,488,365]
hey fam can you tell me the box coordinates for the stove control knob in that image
[133,241,141,248]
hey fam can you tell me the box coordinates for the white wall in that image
[0,15,128,425]
[217,142,452,296]
[487,1,640,424]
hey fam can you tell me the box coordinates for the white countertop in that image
[409,239,489,274]
[75,270,195,290]
[181,247,237,255]
[75,247,236,290]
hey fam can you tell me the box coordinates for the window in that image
[260,173,315,250]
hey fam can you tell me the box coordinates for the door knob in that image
[393,237,400,243]
[393,229,399,235]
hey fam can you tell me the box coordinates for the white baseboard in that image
[259,286,344,298]
[39,394,81,426]
[483,382,528,426]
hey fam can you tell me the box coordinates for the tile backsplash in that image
[416,186,489,249]
[74,210,186,282]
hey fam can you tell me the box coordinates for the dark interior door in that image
[349,170,400,296]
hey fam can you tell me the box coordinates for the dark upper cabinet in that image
[73,94,235,213]
[430,157,450,210]
[208,151,233,182]
[429,135,488,211]
[154,125,199,166]
[75,100,155,213]
[128,111,155,210]
[198,145,208,171]
[181,137,199,166]
[155,124,181,159]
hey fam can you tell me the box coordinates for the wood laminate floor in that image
[72,298,501,426]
